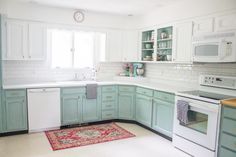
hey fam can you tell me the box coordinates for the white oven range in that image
[173,75,236,157]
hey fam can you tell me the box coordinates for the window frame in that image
[47,26,107,70]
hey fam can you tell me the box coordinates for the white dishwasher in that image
[27,88,61,132]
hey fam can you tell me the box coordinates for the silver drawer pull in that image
[106,96,112,99]
[106,114,112,116]
[106,105,112,107]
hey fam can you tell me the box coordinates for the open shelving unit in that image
[140,26,173,62]
[141,30,155,61]
[156,26,173,61]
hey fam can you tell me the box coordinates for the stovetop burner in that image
[180,90,234,100]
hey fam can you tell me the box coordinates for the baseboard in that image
[0,130,28,137]
[0,120,172,142]
[61,119,172,141]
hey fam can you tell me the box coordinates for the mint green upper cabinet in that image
[135,94,153,127]
[61,94,82,125]
[152,98,174,137]
[118,92,135,120]
[82,88,101,122]
[4,89,27,132]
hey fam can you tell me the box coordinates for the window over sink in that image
[48,29,106,69]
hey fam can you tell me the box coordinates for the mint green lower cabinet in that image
[61,94,82,125]
[152,98,174,137]
[82,88,101,122]
[5,98,27,132]
[3,89,27,132]
[135,94,152,127]
[118,92,135,120]
[101,86,118,120]
[218,106,236,157]
[219,147,236,157]
[0,94,3,133]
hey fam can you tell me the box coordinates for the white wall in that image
[138,0,236,28]
[0,0,139,29]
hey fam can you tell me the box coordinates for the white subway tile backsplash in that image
[3,59,236,87]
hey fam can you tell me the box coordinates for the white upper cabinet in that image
[193,18,214,35]
[173,22,193,63]
[105,29,138,62]
[28,22,46,60]
[6,20,27,60]
[4,19,46,60]
[122,30,139,62]
[215,13,236,32]
[106,30,124,62]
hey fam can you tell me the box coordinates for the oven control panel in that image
[200,75,236,89]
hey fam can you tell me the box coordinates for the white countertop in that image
[3,80,197,94]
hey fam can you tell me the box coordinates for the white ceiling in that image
[15,0,186,15]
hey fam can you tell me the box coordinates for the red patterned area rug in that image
[45,123,135,151]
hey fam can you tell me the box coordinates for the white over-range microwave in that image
[192,31,236,62]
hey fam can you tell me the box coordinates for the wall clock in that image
[73,10,85,23]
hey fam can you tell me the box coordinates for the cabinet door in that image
[123,30,139,62]
[173,22,193,63]
[6,20,27,60]
[135,94,152,127]
[0,95,3,133]
[82,97,101,122]
[28,22,46,60]
[61,94,82,125]
[106,30,124,62]
[152,99,174,137]
[215,13,236,32]
[193,18,214,35]
[5,97,27,132]
[118,92,135,120]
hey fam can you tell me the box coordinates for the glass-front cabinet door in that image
[156,26,173,61]
[141,30,155,61]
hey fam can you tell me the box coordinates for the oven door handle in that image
[188,102,218,113]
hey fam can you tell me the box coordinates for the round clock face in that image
[74,11,84,23]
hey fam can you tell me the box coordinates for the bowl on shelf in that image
[166,55,172,61]
[145,43,153,49]
[143,56,152,61]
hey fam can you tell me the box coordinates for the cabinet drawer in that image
[221,133,236,152]
[222,118,236,136]
[62,87,85,95]
[119,86,135,92]
[219,147,236,157]
[102,110,116,120]
[136,87,153,97]
[154,91,174,103]
[102,92,116,102]
[223,106,236,120]
[5,90,26,98]
[102,102,116,110]
[102,86,116,92]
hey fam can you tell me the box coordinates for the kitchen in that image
[0,0,236,157]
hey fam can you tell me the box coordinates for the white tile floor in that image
[0,123,190,157]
